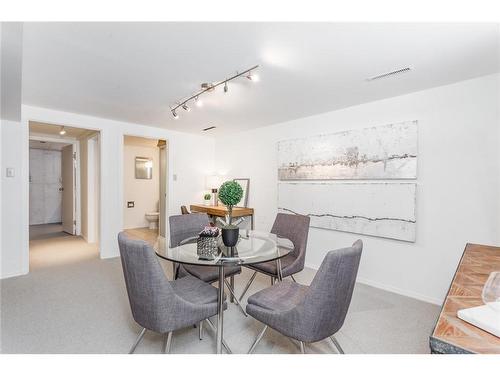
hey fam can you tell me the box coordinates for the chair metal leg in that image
[300,341,305,354]
[290,275,297,282]
[172,262,179,280]
[224,279,248,317]
[248,325,268,354]
[239,271,257,301]
[199,321,204,340]
[276,258,283,281]
[271,276,275,285]
[128,328,146,354]
[205,318,232,354]
[162,331,173,354]
[330,336,344,354]
[229,275,235,303]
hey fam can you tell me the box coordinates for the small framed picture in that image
[233,178,250,207]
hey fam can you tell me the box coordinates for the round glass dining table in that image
[154,230,294,354]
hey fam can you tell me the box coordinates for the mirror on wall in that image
[135,156,153,179]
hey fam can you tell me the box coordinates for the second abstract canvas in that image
[278,182,416,242]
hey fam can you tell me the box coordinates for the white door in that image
[29,148,63,225]
[61,145,75,235]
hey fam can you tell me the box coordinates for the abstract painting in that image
[278,182,416,242]
[278,121,417,180]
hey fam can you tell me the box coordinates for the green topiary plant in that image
[218,180,243,226]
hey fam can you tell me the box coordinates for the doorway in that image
[29,139,77,238]
[28,121,101,269]
[122,135,167,243]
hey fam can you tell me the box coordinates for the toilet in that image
[145,212,159,230]
[145,201,160,230]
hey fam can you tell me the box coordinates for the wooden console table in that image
[190,204,254,230]
[429,243,500,354]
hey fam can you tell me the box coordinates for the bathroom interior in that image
[122,135,167,243]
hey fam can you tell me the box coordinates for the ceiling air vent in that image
[202,126,216,132]
[367,66,413,81]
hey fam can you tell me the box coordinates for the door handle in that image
[59,187,64,192]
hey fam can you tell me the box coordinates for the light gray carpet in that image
[0,235,440,354]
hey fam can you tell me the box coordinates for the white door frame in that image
[87,134,100,243]
[29,134,81,236]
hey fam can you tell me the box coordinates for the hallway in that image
[29,229,98,270]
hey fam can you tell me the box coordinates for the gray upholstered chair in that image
[118,232,230,353]
[169,213,245,315]
[246,240,363,354]
[240,213,310,300]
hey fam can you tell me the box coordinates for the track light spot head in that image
[247,72,259,82]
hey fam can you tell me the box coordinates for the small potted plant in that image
[218,180,243,247]
[203,193,212,206]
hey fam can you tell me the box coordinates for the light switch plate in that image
[6,168,15,177]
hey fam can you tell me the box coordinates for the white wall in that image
[0,105,215,279]
[1,119,29,278]
[123,143,160,229]
[0,23,23,122]
[215,74,500,304]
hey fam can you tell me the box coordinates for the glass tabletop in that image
[154,230,294,267]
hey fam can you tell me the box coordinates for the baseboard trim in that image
[305,262,442,306]
[356,277,442,306]
[100,252,119,260]
[0,268,28,280]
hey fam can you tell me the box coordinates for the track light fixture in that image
[170,64,259,120]
[59,126,66,135]
[246,71,259,82]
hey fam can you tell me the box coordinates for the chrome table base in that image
[216,265,225,354]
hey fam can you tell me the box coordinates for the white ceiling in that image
[124,135,160,148]
[21,23,499,135]
[29,121,96,138]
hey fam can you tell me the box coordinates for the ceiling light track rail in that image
[170,64,259,118]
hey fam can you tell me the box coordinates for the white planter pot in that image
[204,199,211,206]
